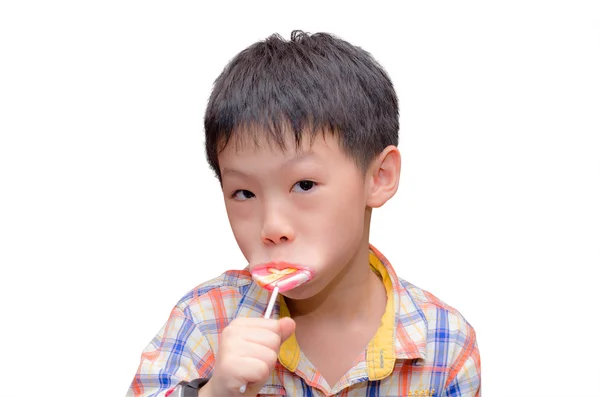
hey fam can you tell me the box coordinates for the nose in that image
[261,205,294,245]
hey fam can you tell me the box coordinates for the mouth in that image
[252,261,313,272]
[251,262,315,292]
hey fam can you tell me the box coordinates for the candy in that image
[252,266,312,292]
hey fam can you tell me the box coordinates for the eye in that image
[231,189,255,201]
[292,180,317,192]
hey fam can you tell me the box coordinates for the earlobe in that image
[366,146,401,208]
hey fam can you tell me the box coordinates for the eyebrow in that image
[221,168,249,177]
[221,151,321,177]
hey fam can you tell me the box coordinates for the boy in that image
[127,30,481,397]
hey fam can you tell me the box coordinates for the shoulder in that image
[178,269,253,302]
[398,277,479,360]
[400,277,476,331]
[174,269,254,324]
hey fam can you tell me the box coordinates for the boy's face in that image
[218,129,371,299]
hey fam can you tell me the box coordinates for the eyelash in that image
[230,189,255,200]
[230,180,318,200]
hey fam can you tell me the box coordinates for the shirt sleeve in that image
[126,303,216,397]
[441,328,481,397]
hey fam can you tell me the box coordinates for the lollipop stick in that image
[264,286,279,319]
[239,286,280,394]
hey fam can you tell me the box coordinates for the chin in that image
[279,289,313,300]
[278,278,324,300]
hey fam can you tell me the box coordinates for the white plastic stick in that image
[264,286,279,319]
[239,286,279,394]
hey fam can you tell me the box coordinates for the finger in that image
[235,356,272,389]
[211,355,272,394]
[230,317,281,332]
[278,317,296,342]
[236,342,279,367]
[221,318,279,344]
[239,327,282,351]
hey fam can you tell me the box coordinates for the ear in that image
[366,145,401,208]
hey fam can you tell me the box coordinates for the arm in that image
[126,304,214,397]
[442,331,481,397]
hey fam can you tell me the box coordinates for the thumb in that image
[278,317,296,342]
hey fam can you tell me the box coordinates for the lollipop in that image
[251,266,312,292]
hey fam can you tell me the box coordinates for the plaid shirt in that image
[127,245,481,396]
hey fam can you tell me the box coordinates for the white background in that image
[1,1,599,396]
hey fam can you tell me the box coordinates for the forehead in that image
[216,125,364,181]
[218,125,336,162]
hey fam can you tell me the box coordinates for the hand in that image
[199,317,296,397]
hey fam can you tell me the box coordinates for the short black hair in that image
[204,30,399,181]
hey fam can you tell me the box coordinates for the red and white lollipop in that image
[251,266,312,292]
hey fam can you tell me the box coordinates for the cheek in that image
[226,204,257,256]
[334,176,367,220]
[333,199,365,245]
[310,181,366,248]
